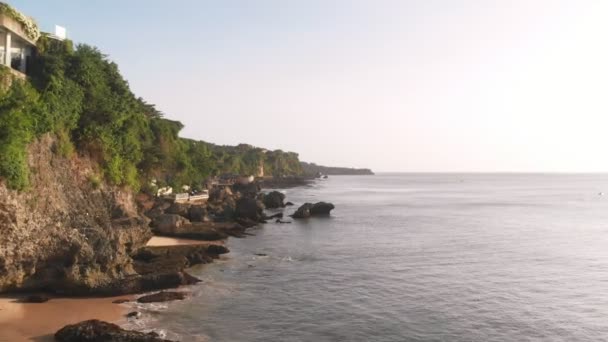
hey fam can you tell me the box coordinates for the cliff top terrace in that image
[0,4,39,77]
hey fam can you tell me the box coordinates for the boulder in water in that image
[291,202,335,219]
[55,319,172,341]
[235,197,265,222]
[310,202,335,216]
[262,191,286,208]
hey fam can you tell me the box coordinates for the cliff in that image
[300,162,374,176]
[0,134,151,293]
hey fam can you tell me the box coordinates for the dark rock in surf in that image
[291,202,335,218]
[136,291,186,303]
[310,202,335,216]
[262,191,286,208]
[265,212,283,220]
[112,298,130,304]
[291,203,313,219]
[235,197,265,222]
[55,319,172,342]
[126,311,142,319]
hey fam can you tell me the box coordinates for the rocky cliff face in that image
[0,135,151,294]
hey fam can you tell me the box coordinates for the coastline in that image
[0,237,217,342]
[0,295,132,342]
[0,180,328,341]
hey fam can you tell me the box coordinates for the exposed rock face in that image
[262,191,286,208]
[151,212,244,240]
[55,319,173,342]
[235,197,265,222]
[164,202,189,218]
[0,135,151,294]
[232,182,260,198]
[188,205,208,222]
[150,214,189,234]
[291,202,335,219]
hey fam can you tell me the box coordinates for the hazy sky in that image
[11,1,608,172]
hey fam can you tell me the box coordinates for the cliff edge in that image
[0,134,151,294]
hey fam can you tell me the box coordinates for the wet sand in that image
[0,295,132,342]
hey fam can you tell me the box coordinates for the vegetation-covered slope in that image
[0,37,302,191]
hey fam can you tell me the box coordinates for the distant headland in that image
[301,162,374,176]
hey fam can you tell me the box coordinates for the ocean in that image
[127,173,608,341]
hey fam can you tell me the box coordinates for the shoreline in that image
[0,295,132,342]
[0,236,218,342]
[0,182,325,341]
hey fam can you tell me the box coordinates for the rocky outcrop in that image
[235,197,265,222]
[261,191,286,208]
[291,202,335,219]
[188,205,208,222]
[55,319,173,342]
[136,291,186,303]
[151,214,189,233]
[291,203,313,219]
[310,202,335,216]
[0,135,152,294]
[150,212,246,240]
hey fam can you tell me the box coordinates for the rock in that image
[310,202,335,216]
[255,253,267,256]
[137,291,186,303]
[0,136,153,295]
[285,202,294,206]
[291,203,314,219]
[165,202,190,218]
[209,186,233,203]
[126,311,142,319]
[265,212,283,220]
[275,219,291,224]
[232,182,260,198]
[235,198,265,222]
[112,298,130,304]
[291,202,335,218]
[188,205,207,222]
[262,191,286,208]
[21,294,50,303]
[151,214,190,234]
[55,319,172,342]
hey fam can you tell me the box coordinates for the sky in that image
[9,0,608,172]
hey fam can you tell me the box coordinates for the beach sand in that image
[0,295,132,342]
[146,235,225,247]
[0,236,221,341]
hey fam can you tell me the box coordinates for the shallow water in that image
[136,174,608,341]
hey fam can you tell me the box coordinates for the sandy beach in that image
[0,295,132,342]
[0,236,218,342]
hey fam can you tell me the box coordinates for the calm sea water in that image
[130,174,608,341]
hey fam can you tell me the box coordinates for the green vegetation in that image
[0,37,302,191]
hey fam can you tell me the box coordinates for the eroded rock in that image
[137,291,186,303]
[55,319,172,342]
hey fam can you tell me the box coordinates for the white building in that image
[0,11,37,75]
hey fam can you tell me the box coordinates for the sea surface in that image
[128,173,608,341]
